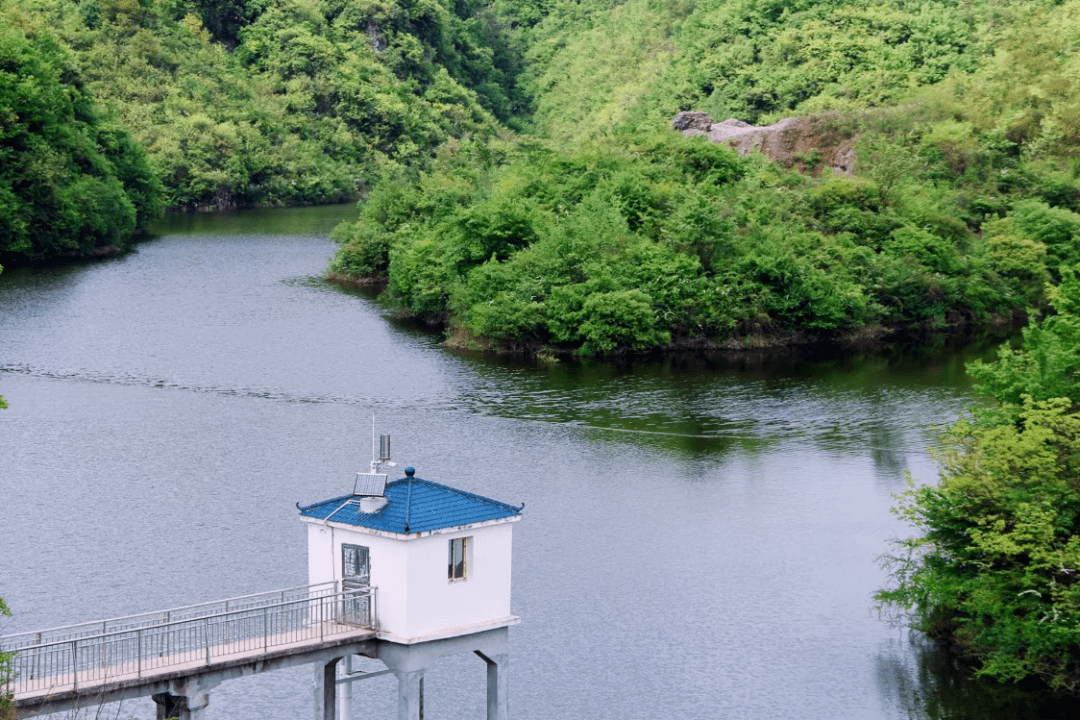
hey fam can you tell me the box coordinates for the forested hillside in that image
[5,0,1080,349]
[2,0,526,262]
[333,0,1080,353]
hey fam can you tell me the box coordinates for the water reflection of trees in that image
[443,347,985,470]
[876,633,1080,719]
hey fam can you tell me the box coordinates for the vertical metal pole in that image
[71,641,77,692]
[263,606,269,652]
[204,618,211,666]
[339,654,353,720]
[320,597,325,642]
[138,629,142,677]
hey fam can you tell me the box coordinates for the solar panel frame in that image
[354,473,388,497]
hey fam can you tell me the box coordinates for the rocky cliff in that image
[673,111,857,176]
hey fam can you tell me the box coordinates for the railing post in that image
[204,618,211,666]
[137,629,143,677]
[319,597,325,643]
[71,641,77,692]
[263,606,269,653]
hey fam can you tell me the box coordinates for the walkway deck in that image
[1,583,377,711]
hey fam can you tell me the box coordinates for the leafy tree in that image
[878,270,1080,693]
[0,16,162,262]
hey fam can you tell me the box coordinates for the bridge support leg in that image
[313,657,341,720]
[393,669,425,720]
[152,691,209,720]
[338,654,353,720]
[475,651,509,720]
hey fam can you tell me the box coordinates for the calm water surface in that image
[0,205,1071,719]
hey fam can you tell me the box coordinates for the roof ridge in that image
[392,477,522,514]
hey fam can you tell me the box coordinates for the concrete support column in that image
[153,674,218,720]
[475,651,509,720]
[314,658,341,720]
[393,669,425,720]
[152,692,186,720]
[151,691,209,720]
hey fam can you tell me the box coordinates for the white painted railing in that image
[0,582,376,698]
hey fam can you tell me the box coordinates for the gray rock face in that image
[672,111,714,132]
[673,112,856,176]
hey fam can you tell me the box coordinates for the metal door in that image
[341,544,370,626]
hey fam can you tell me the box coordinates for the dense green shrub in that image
[331,128,1046,354]
[878,271,1080,693]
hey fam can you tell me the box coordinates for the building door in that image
[341,544,370,626]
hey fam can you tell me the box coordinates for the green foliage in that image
[967,269,1080,416]
[1010,201,1080,280]
[8,0,524,212]
[879,270,1080,693]
[0,595,13,720]
[332,129,1044,354]
[881,397,1080,692]
[518,0,995,140]
[0,16,162,262]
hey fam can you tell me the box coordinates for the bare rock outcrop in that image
[671,111,716,133]
[674,113,857,176]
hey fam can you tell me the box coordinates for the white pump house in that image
[297,436,523,720]
[1,435,522,720]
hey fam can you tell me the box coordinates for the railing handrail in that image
[2,584,378,699]
[0,581,341,648]
[2,586,373,654]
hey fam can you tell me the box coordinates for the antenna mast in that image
[353,415,394,496]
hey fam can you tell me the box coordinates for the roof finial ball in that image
[298,445,522,720]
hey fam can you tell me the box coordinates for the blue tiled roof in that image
[298,477,522,534]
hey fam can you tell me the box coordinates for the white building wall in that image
[303,517,517,641]
[307,523,334,588]
[358,533,410,634]
[405,522,515,639]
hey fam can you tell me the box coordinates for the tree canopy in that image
[0,18,162,263]
[877,270,1080,693]
[329,0,1080,355]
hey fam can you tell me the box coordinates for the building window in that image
[342,544,369,585]
[448,537,469,581]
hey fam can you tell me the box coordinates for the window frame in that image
[448,536,471,582]
[342,543,370,581]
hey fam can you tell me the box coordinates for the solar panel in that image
[354,473,388,497]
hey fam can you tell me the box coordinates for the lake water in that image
[0,205,1072,719]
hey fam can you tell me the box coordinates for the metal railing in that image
[0,582,376,698]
